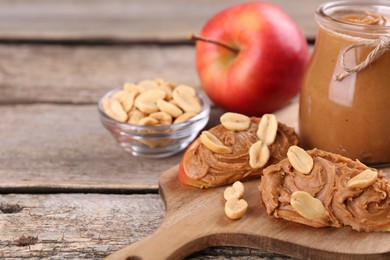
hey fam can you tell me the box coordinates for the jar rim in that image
[315,0,390,36]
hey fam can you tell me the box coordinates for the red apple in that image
[194,2,309,116]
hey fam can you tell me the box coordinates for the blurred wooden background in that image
[0,0,326,42]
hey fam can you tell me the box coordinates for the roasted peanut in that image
[138,79,159,90]
[287,146,313,174]
[200,131,232,154]
[134,89,166,114]
[249,140,270,168]
[138,117,159,126]
[157,99,183,118]
[224,181,245,200]
[347,169,378,189]
[123,82,143,94]
[112,90,136,113]
[220,112,251,131]
[172,89,202,113]
[158,85,173,100]
[173,112,197,124]
[149,111,173,125]
[290,191,326,220]
[174,84,197,97]
[109,99,128,122]
[127,109,146,125]
[257,114,278,145]
[225,198,248,220]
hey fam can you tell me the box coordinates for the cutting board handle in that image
[105,217,207,260]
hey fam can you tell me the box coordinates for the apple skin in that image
[195,2,309,116]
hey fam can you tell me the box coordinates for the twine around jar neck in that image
[334,35,390,81]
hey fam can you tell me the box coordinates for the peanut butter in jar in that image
[299,1,390,165]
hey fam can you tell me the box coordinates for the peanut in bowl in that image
[98,80,210,158]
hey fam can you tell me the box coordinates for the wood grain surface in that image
[0,193,290,259]
[0,45,199,104]
[0,44,212,192]
[108,165,390,260]
[0,0,327,42]
[0,103,223,192]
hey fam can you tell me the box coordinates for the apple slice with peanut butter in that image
[178,113,299,188]
[260,148,390,232]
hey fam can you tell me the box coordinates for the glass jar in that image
[299,0,390,165]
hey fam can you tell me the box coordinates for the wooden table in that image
[3,0,382,259]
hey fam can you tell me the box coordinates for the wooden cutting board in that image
[106,165,390,260]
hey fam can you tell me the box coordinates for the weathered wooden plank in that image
[0,44,200,104]
[0,44,314,105]
[0,0,326,41]
[0,193,292,259]
[0,99,301,192]
[0,103,225,192]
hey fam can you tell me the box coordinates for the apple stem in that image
[189,34,239,54]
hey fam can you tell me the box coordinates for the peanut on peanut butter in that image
[180,116,299,188]
[260,148,390,232]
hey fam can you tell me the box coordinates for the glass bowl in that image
[98,87,210,158]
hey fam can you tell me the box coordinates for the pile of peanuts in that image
[102,79,203,126]
[200,112,279,169]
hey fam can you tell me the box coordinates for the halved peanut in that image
[257,114,278,145]
[249,140,270,168]
[200,131,232,154]
[220,112,251,131]
[224,181,245,200]
[135,101,159,114]
[172,89,202,113]
[109,99,128,122]
[156,99,183,118]
[158,85,173,100]
[123,82,144,94]
[135,89,166,114]
[123,91,137,112]
[155,78,169,87]
[173,112,197,124]
[102,97,116,119]
[102,97,112,114]
[225,198,248,220]
[138,79,159,90]
[287,146,313,174]
[127,109,146,125]
[169,99,180,107]
[112,90,136,113]
[290,191,326,220]
[149,111,172,125]
[112,90,128,101]
[174,84,197,97]
[347,169,378,189]
[138,116,159,126]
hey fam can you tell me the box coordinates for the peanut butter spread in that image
[182,118,298,187]
[260,149,390,232]
[337,11,387,25]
